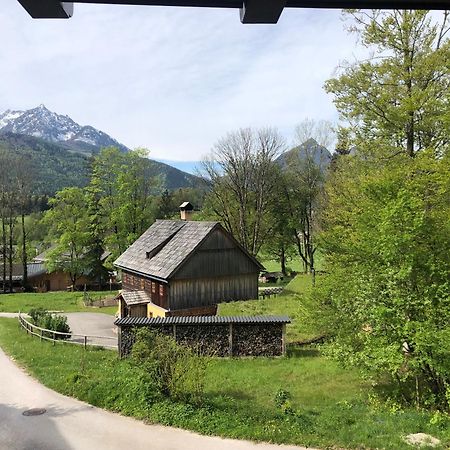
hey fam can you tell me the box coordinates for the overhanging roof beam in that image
[16,0,450,22]
[17,0,73,18]
[240,0,287,24]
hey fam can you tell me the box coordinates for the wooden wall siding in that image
[122,271,143,291]
[173,229,259,280]
[128,304,148,317]
[169,274,258,310]
[31,272,92,292]
[166,305,217,317]
[122,271,167,309]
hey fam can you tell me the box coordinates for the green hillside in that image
[0,132,202,196]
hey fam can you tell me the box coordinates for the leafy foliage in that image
[318,150,450,409]
[131,328,207,403]
[325,10,450,157]
[43,187,94,287]
[29,307,71,338]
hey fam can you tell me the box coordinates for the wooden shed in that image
[114,219,264,317]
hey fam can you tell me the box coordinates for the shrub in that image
[131,328,207,403]
[28,308,71,339]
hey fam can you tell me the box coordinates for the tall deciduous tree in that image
[281,144,325,276]
[44,187,92,289]
[318,150,450,408]
[318,9,450,409]
[88,147,159,260]
[202,128,284,257]
[325,9,450,157]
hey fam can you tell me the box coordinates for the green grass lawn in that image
[0,291,118,315]
[220,274,321,342]
[0,317,448,449]
[261,253,324,273]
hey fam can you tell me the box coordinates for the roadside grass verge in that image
[219,274,321,342]
[0,291,118,315]
[1,317,448,449]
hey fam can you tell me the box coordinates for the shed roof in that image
[115,315,291,326]
[114,220,263,281]
[120,290,151,306]
[27,262,47,278]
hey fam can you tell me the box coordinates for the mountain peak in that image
[0,105,129,154]
[276,138,332,170]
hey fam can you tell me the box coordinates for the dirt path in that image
[0,348,314,450]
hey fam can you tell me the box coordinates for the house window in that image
[152,282,156,294]
[159,285,164,296]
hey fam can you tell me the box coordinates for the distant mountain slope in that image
[0,105,128,154]
[276,138,332,170]
[0,133,90,195]
[0,133,202,196]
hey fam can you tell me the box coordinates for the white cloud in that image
[1,2,359,160]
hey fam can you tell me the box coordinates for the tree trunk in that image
[8,215,14,293]
[21,212,28,290]
[1,216,6,293]
[280,246,287,276]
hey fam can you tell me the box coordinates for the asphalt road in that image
[64,312,117,348]
[0,348,313,450]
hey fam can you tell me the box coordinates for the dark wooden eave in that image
[17,0,449,23]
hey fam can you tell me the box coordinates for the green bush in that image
[28,307,71,339]
[131,328,207,403]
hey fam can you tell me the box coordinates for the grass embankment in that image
[220,274,320,343]
[0,318,448,449]
[0,275,448,449]
[0,291,118,315]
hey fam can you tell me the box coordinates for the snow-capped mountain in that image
[0,105,129,154]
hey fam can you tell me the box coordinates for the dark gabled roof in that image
[0,264,23,282]
[34,246,111,263]
[0,262,47,282]
[115,315,291,326]
[27,262,47,278]
[114,220,263,281]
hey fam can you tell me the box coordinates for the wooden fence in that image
[18,313,117,350]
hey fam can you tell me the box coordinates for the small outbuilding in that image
[114,215,264,318]
[115,315,291,357]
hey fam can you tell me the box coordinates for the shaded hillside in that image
[0,133,89,195]
[0,133,202,196]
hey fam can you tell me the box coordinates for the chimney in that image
[179,202,194,221]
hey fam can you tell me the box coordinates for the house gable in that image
[172,227,262,280]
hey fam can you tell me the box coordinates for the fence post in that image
[84,335,87,349]
[228,323,233,357]
[53,332,56,345]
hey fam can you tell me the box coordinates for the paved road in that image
[0,348,313,450]
[64,312,117,348]
[64,312,117,338]
[0,312,118,348]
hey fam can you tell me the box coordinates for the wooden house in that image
[114,216,264,318]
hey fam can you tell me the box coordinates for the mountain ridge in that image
[0,104,202,196]
[0,105,129,154]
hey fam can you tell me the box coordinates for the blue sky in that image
[1,2,360,161]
